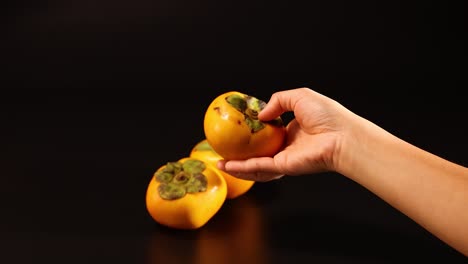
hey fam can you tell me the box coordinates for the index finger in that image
[258,87,312,121]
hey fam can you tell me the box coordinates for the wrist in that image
[333,114,393,180]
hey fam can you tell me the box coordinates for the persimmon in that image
[190,139,255,199]
[145,157,227,230]
[203,91,286,160]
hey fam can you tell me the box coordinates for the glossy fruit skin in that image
[190,139,255,199]
[145,157,227,230]
[203,91,286,160]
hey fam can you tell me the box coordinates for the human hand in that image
[218,87,468,257]
[217,87,358,182]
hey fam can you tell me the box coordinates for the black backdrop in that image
[2,0,467,263]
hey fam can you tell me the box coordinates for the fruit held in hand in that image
[203,91,286,160]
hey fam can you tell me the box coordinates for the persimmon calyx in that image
[155,159,208,200]
[225,94,283,133]
[192,140,212,151]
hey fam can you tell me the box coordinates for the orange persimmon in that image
[190,139,255,199]
[203,91,286,160]
[145,157,227,230]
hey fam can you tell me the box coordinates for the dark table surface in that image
[2,1,467,263]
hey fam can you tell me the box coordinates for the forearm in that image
[337,115,468,256]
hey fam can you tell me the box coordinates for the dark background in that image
[1,0,467,263]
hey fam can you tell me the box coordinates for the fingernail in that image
[216,160,225,170]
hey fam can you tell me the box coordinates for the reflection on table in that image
[146,194,268,264]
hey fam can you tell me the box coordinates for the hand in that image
[217,87,356,182]
[218,87,468,257]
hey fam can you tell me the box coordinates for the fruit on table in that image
[190,139,255,199]
[145,157,227,229]
[203,91,286,160]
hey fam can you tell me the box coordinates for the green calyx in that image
[193,140,213,152]
[226,93,283,133]
[155,159,208,200]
